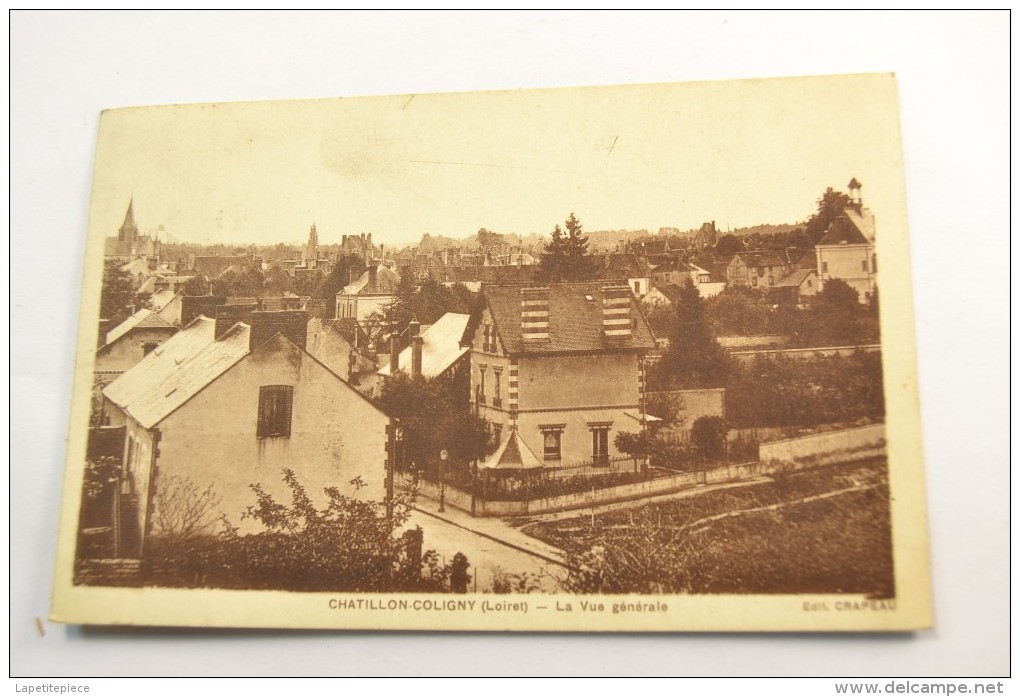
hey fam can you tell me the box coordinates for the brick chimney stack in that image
[602,284,633,338]
[520,287,550,342]
[181,295,227,327]
[215,303,258,340]
[411,335,424,379]
[248,310,309,351]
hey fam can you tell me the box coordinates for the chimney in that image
[248,310,309,352]
[411,335,424,379]
[389,332,400,373]
[520,287,550,342]
[215,302,258,340]
[181,295,226,326]
[602,284,633,339]
[408,320,420,337]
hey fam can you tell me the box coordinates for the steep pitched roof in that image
[341,265,401,295]
[378,313,471,378]
[481,282,656,356]
[596,253,652,279]
[818,211,873,246]
[103,317,248,428]
[479,429,543,470]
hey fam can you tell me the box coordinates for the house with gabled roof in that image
[463,282,657,473]
[726,250,792,290]
[94,300,183,388]
[100,310,391,557]
[335,264,401,321]
[769,268,819,306]
[815,180,877,303]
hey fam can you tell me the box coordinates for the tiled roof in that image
[733,251,789,268]
[103,317,248,428]
[378,313,470,378]
[775,268,817,288]
[482,282,656,355]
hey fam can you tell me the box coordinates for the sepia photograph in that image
[47,74,933,632]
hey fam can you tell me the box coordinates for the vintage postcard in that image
[51,74,931,631]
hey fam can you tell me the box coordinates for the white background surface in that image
[10,11,1010,677]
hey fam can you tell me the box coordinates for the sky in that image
[89,74,905,248]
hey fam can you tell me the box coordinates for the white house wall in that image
[154,338,390,531]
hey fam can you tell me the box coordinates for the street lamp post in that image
[439,449,448,513]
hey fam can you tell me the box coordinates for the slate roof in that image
[480,282,656,356]
[434,265,539,285]
[595,253,652,279]
[818,209,874,246]
[103,317,249,428]
[378,313,471,378]
[104,308,175,346]
[341,265,401,295]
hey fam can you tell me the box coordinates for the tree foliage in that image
[381,276,476,332]
[537,213,599,283]
[690,416,728,460]
[725,351,885,429]
[211,265,265,298]
[376,372,490,474]
[651,280,732,389]
[805,187,852,245]
[100,259,148,326]
[319,253,368,303]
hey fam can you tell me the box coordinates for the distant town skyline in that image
[89,76,903,248]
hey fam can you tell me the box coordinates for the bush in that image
[690,416,728,461]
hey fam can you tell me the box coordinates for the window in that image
[821,261,828,274]
[589,422,612,466]
[861,259,868,272]
[482,324,490,352]
[493,368,502,407]
[257,385,293,438]
[633,281,640,294]
[872,254,877,273]
[478,366,487,404]
[492,423,502,447]
[540,425,565,461]
[543,432,561,460]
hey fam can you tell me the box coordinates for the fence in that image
[399,422,886,518]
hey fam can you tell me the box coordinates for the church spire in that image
[118,198,139,242]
